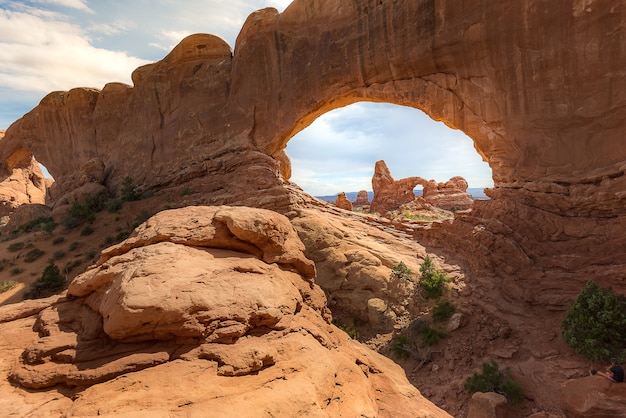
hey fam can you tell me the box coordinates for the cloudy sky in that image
[0,0,493,196]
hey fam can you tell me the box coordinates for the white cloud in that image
[31,0,93,13]
[0,8,149,93]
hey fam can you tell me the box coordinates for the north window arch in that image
[284,101,493,199]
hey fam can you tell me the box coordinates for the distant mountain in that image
[315,188,490,203]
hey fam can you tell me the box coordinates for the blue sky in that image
[0,0,493,196]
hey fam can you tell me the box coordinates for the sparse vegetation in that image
[52,236,65,245]
[81,225,94,236]
[24,262,65,299]
[419,325,448,346]
[24,248,45,263]
[7,242,25,252]
[14,216,57,234]
[464,360,524,405]
[107,199,123,213]
[0,280,19,293]
[120,176,141,201]
[52,250,66,260]
[63,259,83,275]
[181,187,191,196]
[69,242,81,251]
[391,335,415,360]
[332,319,358,339]
[432,301,456,322]
[391,261,413,280]
[419,255,450,299]
[9,267,24,276]
[561,280,626,362]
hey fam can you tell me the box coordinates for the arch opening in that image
[285,102,493,205]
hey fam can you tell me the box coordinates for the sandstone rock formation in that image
[422,177,474,211]
[0,206,450,417]
[370,160,473,214]
[335,191,353,210]
[354,190,370,206]
[370,160,425,214]
[560,376,626,417]
[0,0,624,415]
[0,130,47,225]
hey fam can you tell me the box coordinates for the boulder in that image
[354,190,370,206]
[560,375,626,418]
[0,206,451,417]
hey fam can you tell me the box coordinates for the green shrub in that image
[107,198,123,213]
[120,176,141,201]
[69,242,81,251]
[52,236,65,245]
[432,301,456,322]
[419,325,448,346]
[181,187,191,196]
[7,242,25,252]
[419,255,450,299]
[9,267,23,276]
[391,335,414,359]
[14,216,57,234]
[0,280,19,293]
[391,261,413,280]
[332,319,358,339]
[464,360,524,405]
[80,225,94,236]
[561,280,626,362]
[63,201,94,229]
[25,262,65,299]
[24,248,45,263]
[53,250,66,260]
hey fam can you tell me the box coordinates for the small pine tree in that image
[419,255,450,299]
[561,280,626,362]
[391,261,412,280]
[25,262,65,299]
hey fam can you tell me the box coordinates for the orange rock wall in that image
[1,0,624,290]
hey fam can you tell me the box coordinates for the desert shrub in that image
[14,216,57,234]
[391,261,413,280]
[9,267,23,276]
[63,201,95,229]
[52,250,66,260]
[7,242,25,252]
[464,360,523,405]
[332,319,358,339]
[181,187,191,196]
[107,198,123,213]
[69,241,81,251]
[419,325,448,346]
[0,280,18,293]
[25,262,65,299]
[63,259,83,275]
[419,255,450,299]
[24,248,45,263]
[52,236,65,245]
[561,280,626,362]
[391,335,414,359]
[432,301,456,322]
[85,249,98,261]
[120,176,141,201]
[80,225,94,236]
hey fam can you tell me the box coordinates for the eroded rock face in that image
[354,190,370,206]
[0,1,623,289]
[0,206,450,417]
[422,177,473,211]
[560,376,626,417]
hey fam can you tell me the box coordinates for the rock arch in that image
[0,0,624,293]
